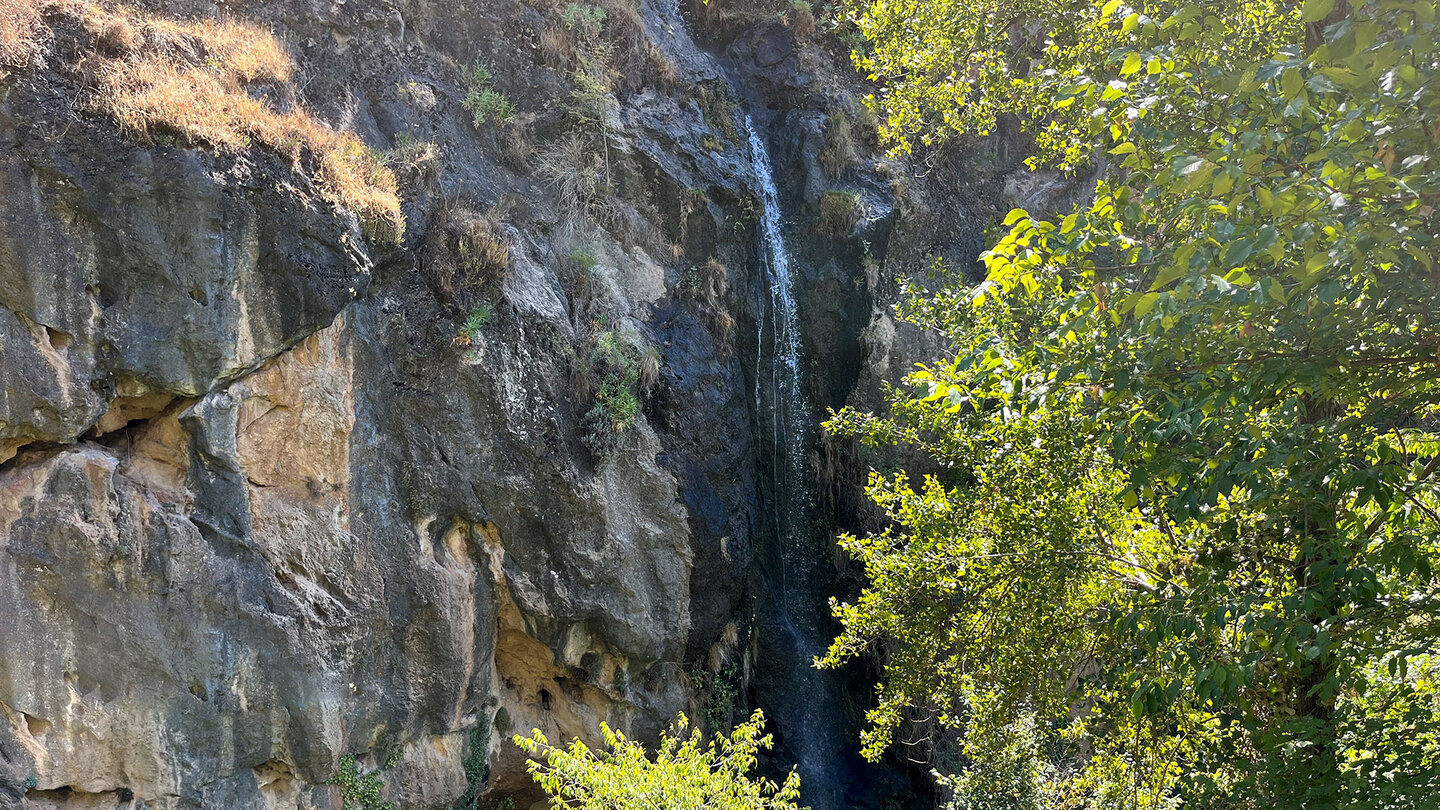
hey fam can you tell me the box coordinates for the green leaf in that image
[1282,67,1304,98]
[1134,292,1160,317]
[1222,238,1255,268]
[1121,52,1144,75]
[1302,0,1335,22]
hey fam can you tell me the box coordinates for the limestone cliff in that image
[0,0,1066,807]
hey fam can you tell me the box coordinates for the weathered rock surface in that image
[0,0,1079,807]
[0,0,748,805]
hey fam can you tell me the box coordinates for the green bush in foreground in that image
[514,710,802,810]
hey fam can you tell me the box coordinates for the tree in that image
[513,711,803,810]
[825,0,1440,806]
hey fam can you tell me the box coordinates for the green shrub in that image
[328,751,402,810]
[561,3,607,39]
[455,714,492,810]
[462,61,515,128]
[574,327,658,463]
[569,247,598,271]
[468,88,516,127]
[514,711,801,810]
[464,62,493,88]
[457,304,493,346]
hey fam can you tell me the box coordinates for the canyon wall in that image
[0,1,1073,807]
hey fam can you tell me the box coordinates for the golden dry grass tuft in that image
[0,0,50,66]
[159,17,293,81]
[8,1,399,238]
[98,56,400,237]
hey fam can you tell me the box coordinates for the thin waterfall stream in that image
[743,115,856,810]
[642,3,878,805]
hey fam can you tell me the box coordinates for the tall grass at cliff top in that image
[2,0,402,239]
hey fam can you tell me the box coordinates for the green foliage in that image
[328,751,401,810]
[513,711,802,810]
[576,326,654,462]
[826,1,1440,807]
[561,3,608,41]
[463,62,515,128]
[697,83,739,141]
[689,660,744,734]
[938,713,1054,810]
[457,304,493,345]
[455,715,492,810]
[570,246,599,271]
[471,90,517,127]
[464,62,493,89]
[844,0,1294,163]
[568,68,619,129]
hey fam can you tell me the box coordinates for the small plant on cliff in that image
[816,190,860,238]
[560,2,607,41]
[697,660,743,735]
[463,61,515,129]
[786,0,816,42]
[574,327,658,463]
[454,712,493,810]
[514,711,801,810]
[678,258,734,359]
[817,110,858,177]
[328,751,402,810]
[696,84,738,141]
[423,205,510,307]
[456,304,494,347]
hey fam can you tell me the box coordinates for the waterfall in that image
[746,116,810,524]
[743,115,854,810]
[642,4,879,805]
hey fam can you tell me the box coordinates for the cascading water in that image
[746,116,809,525]
[743,115,859,810]
[642,3,888,805]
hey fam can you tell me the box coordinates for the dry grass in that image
[382,135,441,185]
[786,1,816,41]
[7,0,400,238]
[0,0,49,66]
[818,110,858,177]
[537,131,604,215]
[421,204,511,305]
[680,257,735,358]
[537,0,674,92]
[99,58,400,238]
[816,189,861,237]
[638,345,661,397]
[151,17,292,81]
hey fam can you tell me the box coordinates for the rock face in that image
[0,0,772,806]
[0,0,1075,807]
